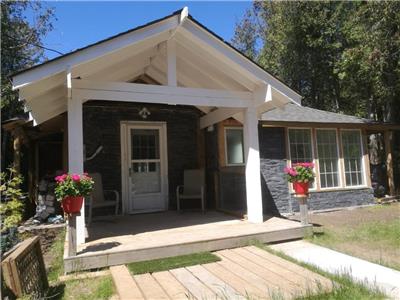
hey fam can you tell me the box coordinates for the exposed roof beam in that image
[166,39,177,86]
[78,46,158,79]
[180,20,302,103]
[200,108,243,129]
[13,16,178,89]
[175,36,254,91]
[72,79,252,108]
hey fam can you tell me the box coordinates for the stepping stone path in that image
[110,246,333,299]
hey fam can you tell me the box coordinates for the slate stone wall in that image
[258,126,375,214]
[82,101,202,209]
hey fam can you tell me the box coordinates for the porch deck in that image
[64,211,311,273]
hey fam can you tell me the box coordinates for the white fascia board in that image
[13,16,178,89]
[181,20,302,103]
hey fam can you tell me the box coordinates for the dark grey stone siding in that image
[258,126,375,214]
[290,188,375,212]
[82,101,202,209]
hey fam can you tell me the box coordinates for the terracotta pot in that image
[293,182,309,195]
[62,196,84,214]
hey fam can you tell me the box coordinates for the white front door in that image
[121,122,168,213]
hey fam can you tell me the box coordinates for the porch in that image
[64,211,311,272]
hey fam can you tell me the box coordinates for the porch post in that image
[243,106,264,223]
[67,94,85,247]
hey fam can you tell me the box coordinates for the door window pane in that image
[131,129,159,160]
[341,130,364,186]
[316,129,340,188]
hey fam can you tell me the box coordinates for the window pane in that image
[316,129,340,188]
[131,129,159,160]
[226,128,244,165]
[342,130,364,186]
[288,129,315,188]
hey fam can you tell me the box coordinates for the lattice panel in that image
[2,236,48,298]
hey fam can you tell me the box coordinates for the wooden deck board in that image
[244,246,333,291]
[186,264,244,300]
[216,249,298,298]
[134,273,170,299]
[233,247,318,291]
[110,265,144,300]
[153,271,190,300]
[203,262,267,298]
[170,267,215,300]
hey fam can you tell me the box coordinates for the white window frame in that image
[340,129,367,188]
[224,126,245,166]
[315,128,342,190]
[287,127,317,192]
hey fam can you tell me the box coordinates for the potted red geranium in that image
[284,163,315,195]
[54,173,94,214]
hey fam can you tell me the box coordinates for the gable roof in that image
[261,103,371,124]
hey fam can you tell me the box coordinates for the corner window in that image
[316,129,340,188]
[225,127,244,165]
[341,130,364,186]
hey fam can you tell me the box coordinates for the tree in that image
[1,1,55,169]
[233,1,400,123]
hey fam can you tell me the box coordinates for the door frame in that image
[120,121,169,214]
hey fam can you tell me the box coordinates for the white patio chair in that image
[176,169,205,213]
[87,173,119,224]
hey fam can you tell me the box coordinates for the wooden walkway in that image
[111,246,333,299]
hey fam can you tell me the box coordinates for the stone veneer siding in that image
[82,101,202,210]
[258,126,375,214]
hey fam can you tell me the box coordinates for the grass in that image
[47,230,66,282]
[46,276,114,300]
[252,241,387,300]
[308,218,400,270]
[43,230,115,300]
[127,252,220,275]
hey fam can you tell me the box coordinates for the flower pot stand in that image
[294,194,309,225]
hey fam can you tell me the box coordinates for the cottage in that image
[10,8,398,270]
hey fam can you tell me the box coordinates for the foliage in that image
[233,1,400,123]
[1,1,55,170]
[284,163,315,183]
[54,174,94,201]
[0,168,24,231]
[127,252,220,275]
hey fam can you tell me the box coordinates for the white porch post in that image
[243,106,264,223]
[67,94,85,247]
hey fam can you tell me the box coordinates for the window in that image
[316,129,340,188]
[225,128,244,165]
[341,130,364,186]
[288,129,313,164]
[288,128,314,188]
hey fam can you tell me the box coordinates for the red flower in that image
[71,174,81,182]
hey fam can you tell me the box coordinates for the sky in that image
[28,1,252,60]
